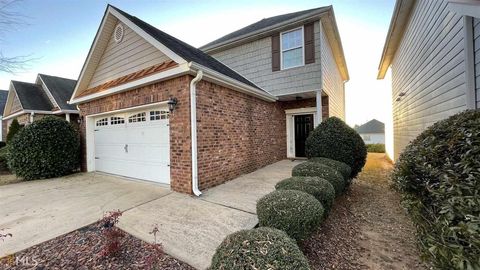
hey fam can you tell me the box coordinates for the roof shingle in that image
[201,7,329,49]
[355,119,385,134]
[11,81,54,111]
[110,5,263,91]
[39,74,77,110]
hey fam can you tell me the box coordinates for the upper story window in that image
[281,27,304,69]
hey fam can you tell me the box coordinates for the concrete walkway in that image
[119,159,301,269]
[0,159,300,270]
[0,173,171,257]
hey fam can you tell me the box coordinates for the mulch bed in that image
[302,189,365,270]
[302,154,429,270]
[0,222,194,270]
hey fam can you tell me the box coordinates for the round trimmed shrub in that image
[8,116,80,180]
[392,110,480,269]
[309,157,351,181]
[210,227,309,270]
[257,190,324,242]
[275,176,335,215]
[292,161,345,195]
[305,116,367,178]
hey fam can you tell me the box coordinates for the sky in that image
[0,0,395,127]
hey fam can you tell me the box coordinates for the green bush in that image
[366,143,385,153]
[392,110,480,270]
[309,157,351,181]
[8,116,80,180]
[0,142,6,149]
[0,146,8,172]
[292,161,345,195]
[305,117,367,178]
[257,190,323,242]
[275,176,335,215]
[6,119,23,142]
[210,227,309,270]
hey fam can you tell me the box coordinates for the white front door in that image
[93,108,170,184]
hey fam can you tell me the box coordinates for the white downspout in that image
[190,70,203,196]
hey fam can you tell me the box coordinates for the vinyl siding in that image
[88,23,171,88]
[210,21,322,97]
[320,22,345,119]
[391,0,467,160]
[474,17,480,108]
[10,92,22,115]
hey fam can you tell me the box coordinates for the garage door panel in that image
[93,108,170,184]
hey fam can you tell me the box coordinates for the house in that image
[69,5,348,195]
[354,119,385,144]
[201,6,349,159]
[378,0,480,161]
[2,74,79,141]
[0,90,8,141]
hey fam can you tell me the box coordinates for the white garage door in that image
[93,108,170,184]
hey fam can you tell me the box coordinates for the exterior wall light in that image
[168,97,178,113]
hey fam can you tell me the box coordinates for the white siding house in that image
[355,119,385,144]
[378,0,480,161]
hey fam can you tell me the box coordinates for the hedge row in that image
[392,110,480,269]
[211,117,366,269]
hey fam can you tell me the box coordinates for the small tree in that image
[6,119,22,142]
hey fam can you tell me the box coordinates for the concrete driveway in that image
[0,173,171,257]
[0,159,301,269]
[119,159,301,269]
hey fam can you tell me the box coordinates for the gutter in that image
[190,69,203,196]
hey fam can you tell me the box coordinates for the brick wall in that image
[195,80,287,190]
[77,75,193,194]
[76,75,329,194]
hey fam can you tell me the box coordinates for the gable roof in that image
[201,7,329,49]
[71,5,273,103]
[355,119,385,134]
[38,74,77,110]
[200,6,349,81]
[377,0,416,79]
[0,90,8,116]
[11,81,54,111]
[110,5,260,90]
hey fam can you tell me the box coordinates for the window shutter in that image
[304,23,315,64]
[272,33,280,71]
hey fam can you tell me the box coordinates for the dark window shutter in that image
[272,33,280,71]
[304,23,315,64]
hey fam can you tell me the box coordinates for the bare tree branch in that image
[0,0,33,74]
[0,52,32,73]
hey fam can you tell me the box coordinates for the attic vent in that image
[114,24,124,43]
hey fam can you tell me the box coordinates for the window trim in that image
[280,26,305,70]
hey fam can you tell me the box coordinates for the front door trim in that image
[285,107,318,158]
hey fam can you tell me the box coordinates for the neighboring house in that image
[2,74,79,141]
[378,0,480,161]
[355,119,385,144]
[69,5,348,195]
[0,90,8,141]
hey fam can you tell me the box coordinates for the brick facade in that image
[78,75,193,194]
[76,75,328,194]
[196,80,287,190]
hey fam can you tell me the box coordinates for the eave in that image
[377,0,416,79]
